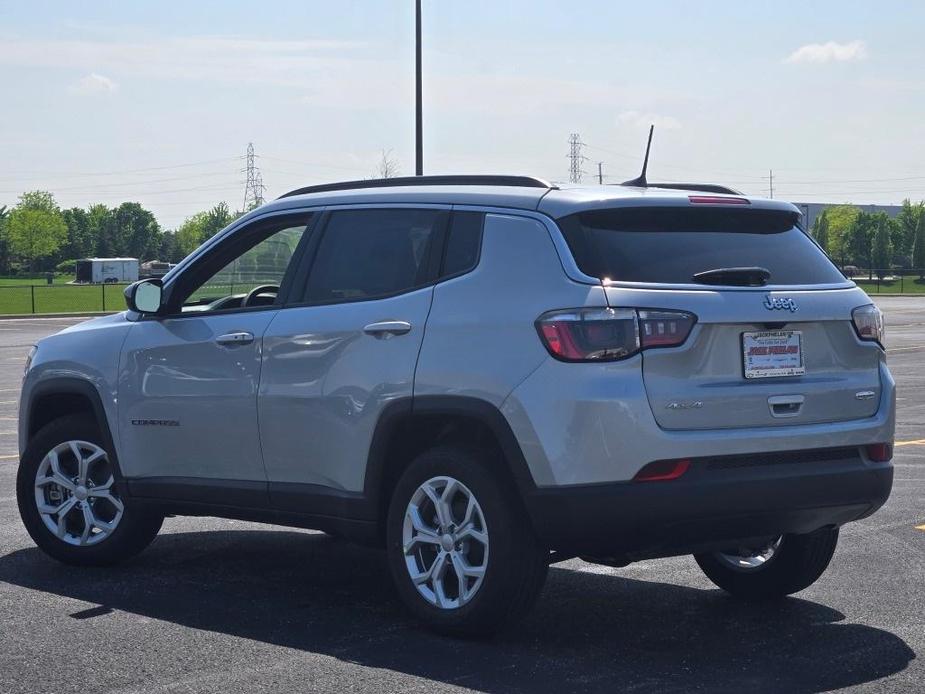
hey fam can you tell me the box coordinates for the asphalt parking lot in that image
[0,300,922,694]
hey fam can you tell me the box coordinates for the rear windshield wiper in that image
[692,267,771,287]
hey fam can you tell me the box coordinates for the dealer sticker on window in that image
[742,330,804,379]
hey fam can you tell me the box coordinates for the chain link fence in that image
[850,270,925,294]
[0,283,128,315]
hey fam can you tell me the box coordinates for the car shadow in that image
[0,528,914,694]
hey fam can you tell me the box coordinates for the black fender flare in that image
[25,377,124,481]
[362,395,538,519]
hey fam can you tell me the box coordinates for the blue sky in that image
[1,1,923,227]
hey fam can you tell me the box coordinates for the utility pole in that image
[415,0,423,176]
[597,162,604,185]
[568,133,586,184]
[242,142,266,211]
[768,169,774,199]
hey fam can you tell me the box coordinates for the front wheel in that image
[17,414,163,566]
[694,527,839,600]
[386,445,548,637]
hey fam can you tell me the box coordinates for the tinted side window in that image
[442,212,483,277]
[304,209,444,303]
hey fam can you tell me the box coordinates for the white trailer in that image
[75,258,139,284]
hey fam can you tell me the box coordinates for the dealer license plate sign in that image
[742,330,804,379]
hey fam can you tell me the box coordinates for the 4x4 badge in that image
[763,295,798,313]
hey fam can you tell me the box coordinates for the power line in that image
[259,154,383,174]
[0,171,241,195]
[242,143,266,211]
[0,157,241,181]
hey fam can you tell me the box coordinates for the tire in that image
[17,413,163,566]
[694,527,839,601]
[386,445,548,637]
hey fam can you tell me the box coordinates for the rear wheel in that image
[386,445,548,636]
[17,414,163,566]
[694,527,839,600]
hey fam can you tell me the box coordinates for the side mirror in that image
[124,279,163,314]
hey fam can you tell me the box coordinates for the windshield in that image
[558,207,847,286]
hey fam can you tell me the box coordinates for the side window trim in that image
[441,208,485,280]
[159,211,316,318]
[287,205,452,308]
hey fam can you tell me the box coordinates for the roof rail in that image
[641,182,743,195]
[278,175,557,199]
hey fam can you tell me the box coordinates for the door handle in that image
[216,331,255,346]
[363,320,412,338]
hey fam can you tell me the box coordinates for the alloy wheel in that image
[714,537,783,571]
[401,476,489,609]
[33,440,123,547]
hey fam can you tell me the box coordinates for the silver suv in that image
[17,176,894,635]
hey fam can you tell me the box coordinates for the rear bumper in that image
[524,448,893,559]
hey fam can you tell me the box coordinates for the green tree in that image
[158,230,183,263]
[821,205,860,266]
[60,207,95,263]
[175,211,209,257]
[175,203,234,257]
[811,210,830,253]
[5,191,68,272]
[0,205,9,274]
[871,214,893,279]
[110,202,161,260]
[843,211,875,275]
[913,214,925,279]
[86,204,112,256]
[895,199,924,259]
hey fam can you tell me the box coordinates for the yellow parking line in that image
[896,439,925,447]
[916,525,925,532]
[0,454,18,460]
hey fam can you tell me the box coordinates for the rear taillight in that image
[638,310,697,348]
[633,458,691,482]
[536,308,695,362]
[852,304,885,346]
[865,443,893,462]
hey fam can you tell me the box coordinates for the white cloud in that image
[68,72,118,95]
[785,40,868,64]
[615,110,681,130]
[0,36,366,89]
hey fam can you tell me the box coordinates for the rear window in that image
[558,207,846,286]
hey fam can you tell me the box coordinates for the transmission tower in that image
[567,133,587,184]
[242,142,266,210]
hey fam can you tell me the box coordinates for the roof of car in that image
[256,179,801,221]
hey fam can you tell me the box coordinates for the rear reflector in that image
[865,443,893,462]
[688,195,750,205]
[633,458,691,482]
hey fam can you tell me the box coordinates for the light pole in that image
[415,0,423,176]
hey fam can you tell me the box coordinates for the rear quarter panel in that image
[414,211,606,405]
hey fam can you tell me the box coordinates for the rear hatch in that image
[557,203,882,430]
